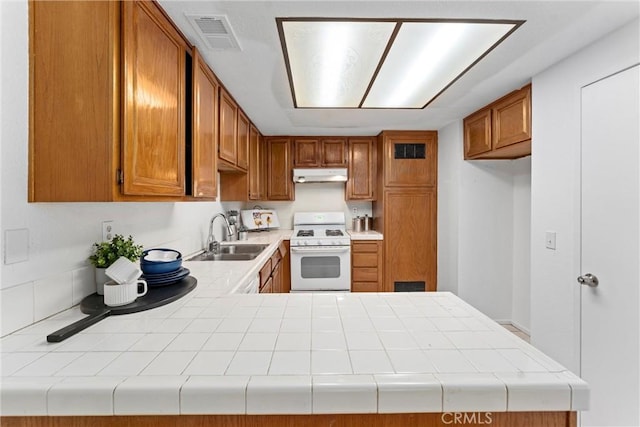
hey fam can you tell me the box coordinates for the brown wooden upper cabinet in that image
[463,84,532,160]
[191,48,218,199]
[218,88,239,169]
[346,137,376,201]
[29,0,192,201]
[248,126,263,200]
[219,125,265,201]
[265,137,294,201]
[380,131,437,188]
[293,138,348,168]
[236,111,250,171]
[218,87,250,172]
[122,0,189,197]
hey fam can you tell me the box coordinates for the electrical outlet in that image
[352,207,358,217]
[102,221,116,242]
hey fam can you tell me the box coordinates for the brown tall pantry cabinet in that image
[373,131,438,292]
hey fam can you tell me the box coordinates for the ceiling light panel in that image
[280,20,396,108]
[362,22,518,108]
[278,19,523,109]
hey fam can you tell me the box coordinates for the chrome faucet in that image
[206,213,234,254]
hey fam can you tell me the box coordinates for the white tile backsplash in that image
[1,282,34,336]
[33,272,73,323]
[72,267,95,306]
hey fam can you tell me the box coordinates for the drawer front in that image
[352,281,379,292]
[353,252,378,268]
[353,267,378,282]
[352,242,378,253]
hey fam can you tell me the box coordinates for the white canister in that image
[103,279,148,307]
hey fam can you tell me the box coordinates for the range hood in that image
[293,168,348,183]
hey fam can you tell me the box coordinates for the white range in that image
[289,212,351,292]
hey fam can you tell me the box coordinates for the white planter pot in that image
[95,267,108,295]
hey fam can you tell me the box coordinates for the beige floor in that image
[502,323,531,343]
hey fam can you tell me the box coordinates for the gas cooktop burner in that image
[297,230,314,237]
[325,229,344,237]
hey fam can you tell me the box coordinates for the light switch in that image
[545,231,557,250]
[4,228,29,264]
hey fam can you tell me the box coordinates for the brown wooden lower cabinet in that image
[0,411,577,427]
[351,240,383,292]
[281,240,291,293]
[258,241,290,293]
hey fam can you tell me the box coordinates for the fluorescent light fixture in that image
[280,20,395,108]
[277,19,523,109]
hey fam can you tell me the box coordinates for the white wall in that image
[438,121,532,326]
[436,123,461,295]
[531,18,639,372]
[0,1,225,336]
[225,183,372,231]
[511,158,531,332]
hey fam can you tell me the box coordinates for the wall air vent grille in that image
[186,14,241,50]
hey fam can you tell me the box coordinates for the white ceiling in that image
[159,0,639,136]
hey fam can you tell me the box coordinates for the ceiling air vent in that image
[186,14,241,50]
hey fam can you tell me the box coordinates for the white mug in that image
[103,279,148,307]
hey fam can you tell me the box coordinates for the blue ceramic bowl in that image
[140,249,182,275]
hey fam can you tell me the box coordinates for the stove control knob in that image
[316,240,322,246]
[304,241,309,246]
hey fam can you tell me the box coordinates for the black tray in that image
[46,276,197,342]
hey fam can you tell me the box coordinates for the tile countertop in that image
[0,230,588,417]
[347,230,383,240]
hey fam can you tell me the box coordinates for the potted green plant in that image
[88,234,143,295]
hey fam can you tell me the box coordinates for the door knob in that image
[577,273,599,287]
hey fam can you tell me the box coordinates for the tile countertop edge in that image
[0,372,586,416]
[348,230,384,240]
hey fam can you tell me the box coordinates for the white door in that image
[580,64,639,427]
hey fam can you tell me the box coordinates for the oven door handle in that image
[291,247,350,253]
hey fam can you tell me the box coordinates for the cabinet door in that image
[321,139,348,167]
[236,111,249,171]
[382,131,437,188]
[492,85,531,150]
[259,259,272,288]
[347,138,376,200]
[271,261,282,294]
[219,88,237,165]
[463,108,492,159]
[281,240,291,293]
[122,0,187,196]
[191,48,218,198]
[260,276,273,294]
[248,125,262,200]
[383,189,437,292]
[266,138,294,200]
[293,139,320,167]
[29,1,119,202]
